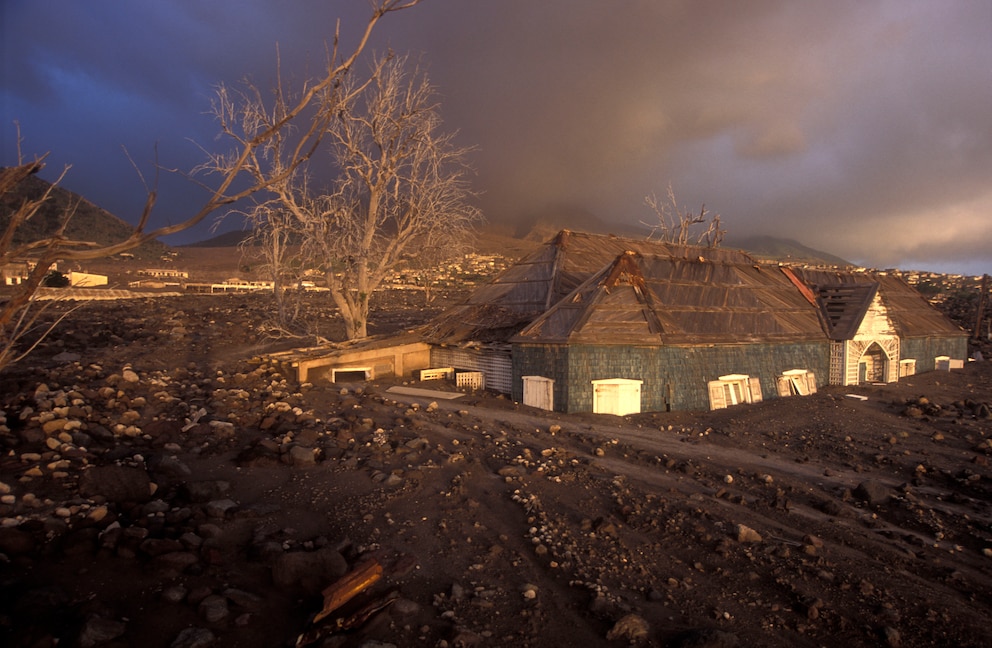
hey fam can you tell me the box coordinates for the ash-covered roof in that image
[512,251,826,345]
[423,230,965,346]
[422,230,755,343]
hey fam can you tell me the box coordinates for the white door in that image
[522,376,554,411]
[592,379,642,416]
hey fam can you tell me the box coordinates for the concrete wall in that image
[291,341,431,382]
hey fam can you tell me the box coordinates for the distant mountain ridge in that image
[180,228,254,248]
[501,206,851,267]
[0,169,167,260]
[8,173,850,269]
[724,234,852,267]
[186,217,852,268]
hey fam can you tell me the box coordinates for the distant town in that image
[0,248,985,312]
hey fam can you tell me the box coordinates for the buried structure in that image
[274,230,968,414]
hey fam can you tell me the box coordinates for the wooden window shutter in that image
[748,377,763,403]
[707,380,727,410]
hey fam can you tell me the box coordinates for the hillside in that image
[726,234,852,267]
[0,169,167,260]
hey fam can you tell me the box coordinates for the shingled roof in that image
[422,230,756,343]
[422,230,964,346]
[512,251,827,345]
[789,268,964,340]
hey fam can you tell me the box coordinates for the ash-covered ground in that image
[1,293,990,648]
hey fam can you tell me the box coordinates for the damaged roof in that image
[423,230,965,346]
[422,230,757,343]
[512,251,827,345]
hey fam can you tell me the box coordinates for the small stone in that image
[199,594,230,623]
[170,627,215,648]
[606,613,650,642]
[736,524,762,543]
[78,615,126,648]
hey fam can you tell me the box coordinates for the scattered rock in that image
[605,613,650,642]
[735,524,763,543]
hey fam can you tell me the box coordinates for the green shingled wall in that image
[900,335,970,372]
[513,341,829,413]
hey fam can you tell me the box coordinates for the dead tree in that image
[0,0,420,372]
[247,53,482,340]
[643,184,725,247]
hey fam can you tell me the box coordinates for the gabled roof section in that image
[789,268,965,339]
[814,282,879,340]
[514,251,667,344]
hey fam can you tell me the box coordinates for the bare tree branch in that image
[0,0,422,372]
[238,52,482,340]
[642,183,725,248]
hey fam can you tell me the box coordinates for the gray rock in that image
[149,455,193,479]
[182,480,230,503]
[606,613,650,642]
[222,588,263,610]
[287,445,316,466]
[78,465,152,503]
[170,627,216,648]
[162,584,188,603]
[855,480,891,506]
[198,594,230,623]
[78,614,126,648]
[204,499,238,518]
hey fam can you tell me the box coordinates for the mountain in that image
[505,212,851,267]
[180,228,254,248]
[725,234,852,267]
[0,168,168,260]
[179,208,852,269]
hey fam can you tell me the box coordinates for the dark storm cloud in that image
[2,1,990,274]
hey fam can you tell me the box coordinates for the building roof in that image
[422,230,756,343]
[512,251,827,345]
[424,230,965,346]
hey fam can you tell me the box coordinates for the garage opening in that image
[331,367,373,382]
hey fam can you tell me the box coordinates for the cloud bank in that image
[2,0,989,274]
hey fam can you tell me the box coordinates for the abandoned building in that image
[271,230,968,414]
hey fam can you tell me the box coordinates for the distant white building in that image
[68,271,108,287]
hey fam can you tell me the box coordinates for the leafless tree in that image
[643,184,725,248]
[245,53,482,340]
[236,199,304,332]
[0,0,420,372]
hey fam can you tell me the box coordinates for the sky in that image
[2,0,990,275]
